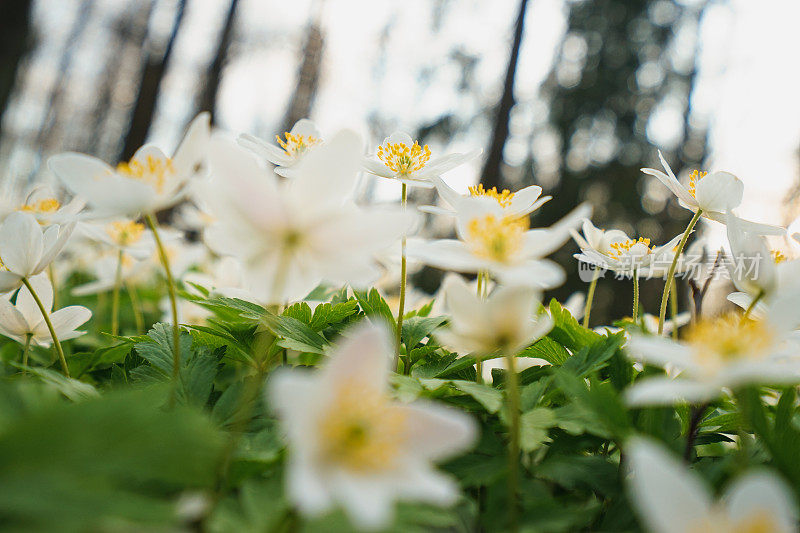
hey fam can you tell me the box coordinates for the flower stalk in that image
[632,268,640,323]
[398,182,409,373]
[111,249,124,336]
[21,333,32,373]
[21,277,69,377]
[145,213,181,386]
[658,209,702,335]
[504,352,521,532]
[583,268,600,328]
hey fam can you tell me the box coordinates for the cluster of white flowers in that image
[6,112,800,531]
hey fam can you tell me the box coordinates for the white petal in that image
[288,129,363,207]
[324,322,393,388]
[625,377,720,406]
[430,176,463,208]
[640,163,697,208]
[0,212,43,276]
[724,472,796,532]
[694,171,743,213]
[625,335,699,373]
[0,272,22,293]
[237,133,293,166]
[626,438,712,533]
[407,239,486,274]
[386,131,413,146]
[333,473,395,530]
[495,259,566,289]
[0,296,31,336]
[703,210,785,235]
[172,112,210,176]
[361,158,394,179]
[397,401,477,461]
[523,203,593,258]
[16,273,52,325]
[285,458,333,518]
[34,222,74,275]
[34,305,92,340]
[289,118,321,138]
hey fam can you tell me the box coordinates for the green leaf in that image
[308,300,359,331]
[401,315,447,349]
[14,365,99,402]
[520,336,571,366]
[134,323,192,376]
[263,314,328,355]
[353,288,396,330]
[548,299,602,352]
[519,407,556,452]
[451,380,504,413]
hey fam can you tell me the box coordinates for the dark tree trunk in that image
[0,0,33,145]
[478,0,529,191]
[198,0,240,124]
[121,0,187,160]
[280,17,324,135]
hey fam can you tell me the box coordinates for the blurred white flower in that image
[435,275,552,358]
[238,119,322,176]
[421,178,550,219]
[409,202,591,289]
[49,112,210,217]
[624,293,800,406]
[71,252,145,296]
[627,438,796,533]
[726,212,800,316]
[268,322,476,530]
[362,132,480,188]
[0,273,90,346]
[0,184,84,225]
[0,212,75,292]
[200,131,415,305]
[641,151,783,235]
[78,219,159,260]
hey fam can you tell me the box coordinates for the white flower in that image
[0,212,75,292]
[268,322,477,530]
[78,219,161,260]
[624,293,800,406]
[420,177,550,219]
[48,112,210,217]
[626,438,796,533]
[0,273,91,346]
[726,212,800,316]
[238,119,323,176]
[409,202,591,289]
[641,151,783,235]
[362,132,480,188]
[435,275,552,357]
[199,131,416,305]
[0,184,85,225]
[575,229,683,278]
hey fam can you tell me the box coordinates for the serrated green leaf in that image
[519,407,556,451]
[451,380,503,413]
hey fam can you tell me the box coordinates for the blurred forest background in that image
[1,0,799,324]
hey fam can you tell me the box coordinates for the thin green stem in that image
[48,263,58,310]
[475,270,487,383]
[21,333,32,374]
[670,283,679,339]
[126,281,145,334]
[398,183,409,374]
[658,209,702,335]
[22,277,69,377]
[504,351,521,532]
[583,269,600,328]
[632,269,640,323]
[145,214,181,391]
[742,290,765,322]
[111,249,124,336]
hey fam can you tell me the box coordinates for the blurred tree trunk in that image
[280,6,325,134]
[121,0,187,160]
[34,0,95,152]
[0,0,33,145]
[479,0,529,191]
[198,0,240,124]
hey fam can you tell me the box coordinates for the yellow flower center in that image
[467,214,528,263]
[771,250,787,264]
[468,184,515,207]
[276,132,321,158]
[688,169,708,198]
[19,198,61,214]
[116,155,175,193]
[685,313,773,373]
[377,141,432,175]
[689,508,780,533]
[608,238,654,258]
[317,385,407,472]
[107,221,145,247]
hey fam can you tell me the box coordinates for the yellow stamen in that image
[608,238,654,258]
[771,250,787,264]
[377,141,432,175]
[467,214,528,263]
[317,384,407,472]
[685,313,773,373]
[19,198,61,214]
[107,221,145,247]
[687,169,708,198]
[468,184,515,207]
[276,132,321,158]
[116,155,175,193]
